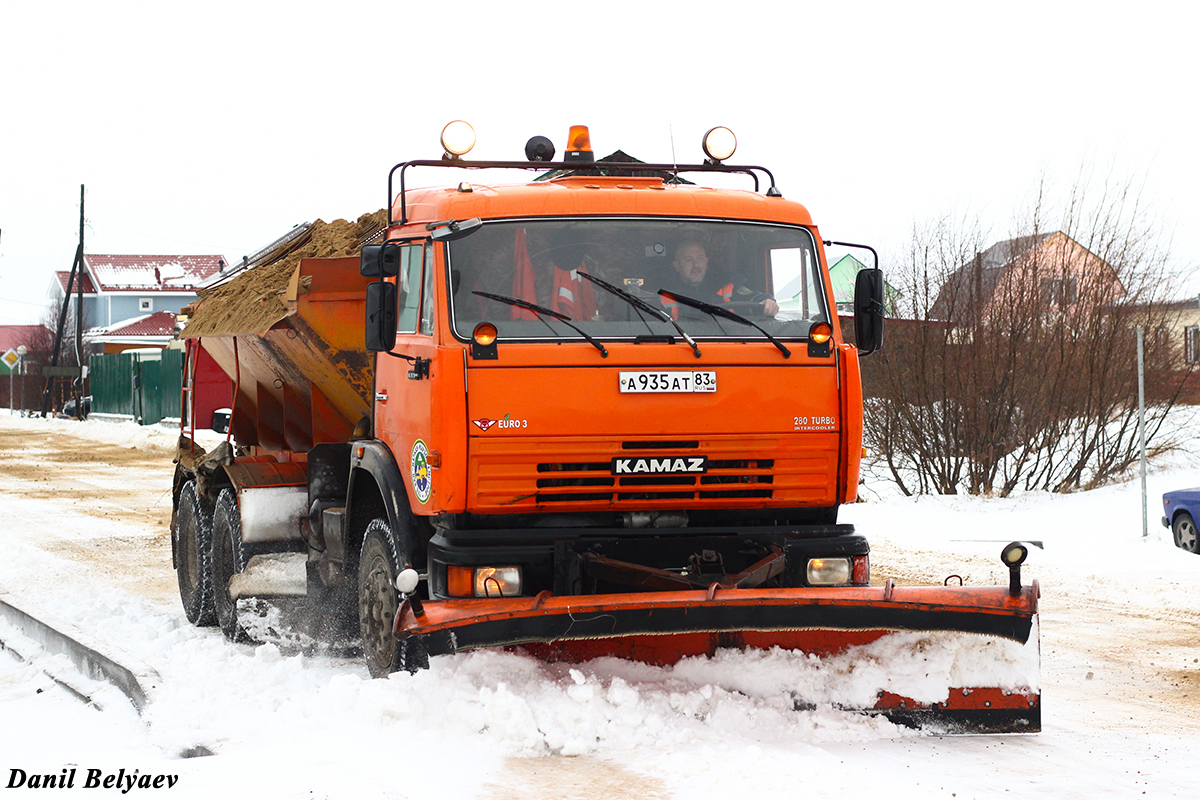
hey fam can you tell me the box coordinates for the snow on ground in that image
[1,412,1199,798]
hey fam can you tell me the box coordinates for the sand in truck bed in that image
[182,210,386,338]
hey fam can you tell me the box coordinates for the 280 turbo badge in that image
[410,439,432,504]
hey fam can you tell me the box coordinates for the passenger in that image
[661,240,779,318]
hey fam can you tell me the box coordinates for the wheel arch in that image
[345,440,418,574]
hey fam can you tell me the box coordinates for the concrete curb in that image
[0,589,160,714]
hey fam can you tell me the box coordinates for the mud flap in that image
[227,554,356,653]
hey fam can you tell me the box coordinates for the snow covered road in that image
[2,413,1199,798]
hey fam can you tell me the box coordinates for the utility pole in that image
[1138,326,1147,539]
[41,184,86,418]
[74,184,85,420]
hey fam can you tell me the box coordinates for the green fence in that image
[89,348,183,425]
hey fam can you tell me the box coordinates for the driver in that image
[662,240,779,318]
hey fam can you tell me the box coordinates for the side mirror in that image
[360,242,402,278]
[365,281,397,352]
[854,268,885,356]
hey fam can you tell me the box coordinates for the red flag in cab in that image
[511,228,538,320]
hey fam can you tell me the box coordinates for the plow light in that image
[702,126,737,162]
[441,120,476,158]
[1001,542,1029,566]
[447,565,523,597]
[807,557,852,586]
[1001,541,1029,595]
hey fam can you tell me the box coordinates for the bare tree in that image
[864,173,1189,496]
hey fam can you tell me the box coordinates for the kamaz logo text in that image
[611,456,708,475]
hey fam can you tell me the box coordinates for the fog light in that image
[807,557,851,586]
[474,566,521,597]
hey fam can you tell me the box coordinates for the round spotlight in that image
[1001,542,1029,566]
[525,135,556,162]
[809,321,833,344]
[441,120,476,157]
[473,322,498,346]
[702,126,737,162]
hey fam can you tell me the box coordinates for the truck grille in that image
[535,458,774,502]
[472,435,836,510]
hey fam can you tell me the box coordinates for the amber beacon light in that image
[564,125,595,162]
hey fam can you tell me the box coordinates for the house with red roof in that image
[49,254,227,353]
[86,311,183,354]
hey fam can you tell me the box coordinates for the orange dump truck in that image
[171,124,1039,732]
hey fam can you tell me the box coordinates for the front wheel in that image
[1173,512,1200,554]
[357,518,427,678]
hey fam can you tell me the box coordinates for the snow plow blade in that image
[396,581,1041,734]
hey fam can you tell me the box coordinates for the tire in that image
[357,518,428,678]
[173,480,215,626]
[212,489,249,641]
[1173,512,1200,554]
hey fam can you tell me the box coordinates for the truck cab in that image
[350,126,884,633]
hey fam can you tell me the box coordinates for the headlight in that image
[807,557,851,586]
[447,565,522,597]
[474,567,521,597]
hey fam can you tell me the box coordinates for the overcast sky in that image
[2,0,1197,326]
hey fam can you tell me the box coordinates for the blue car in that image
[1162,489,1200,554]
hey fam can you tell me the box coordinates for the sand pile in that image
[182,210,386,338]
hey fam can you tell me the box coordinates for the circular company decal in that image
[410,439,432,504]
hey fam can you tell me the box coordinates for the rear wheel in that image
[357,518,427,678]
[212,489,249,640]
[174,480,215,626]
[1173,512,1200,554]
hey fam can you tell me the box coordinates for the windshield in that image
[446,219,830,341]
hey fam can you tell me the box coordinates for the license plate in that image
[619,371,716,393]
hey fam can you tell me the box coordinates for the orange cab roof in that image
[395,175,815,232]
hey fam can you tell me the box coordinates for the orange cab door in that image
[374,241,439,512]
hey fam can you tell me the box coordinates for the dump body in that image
[184,256,375,449]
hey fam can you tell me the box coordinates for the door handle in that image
[375,391,388,403]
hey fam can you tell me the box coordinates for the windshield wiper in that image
[656,290,791,358]
[472,291,608,357]
[575,271,701,358]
